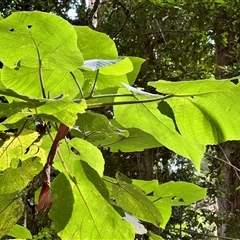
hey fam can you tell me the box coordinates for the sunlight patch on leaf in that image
[114,88,205,171]
[0,11,83,70]
[0,157,43,194]
[113,172,162,227]
[153,181,206,206]
[2,66,82,99]
[0,129,44,171]
[50,162,134,239]
[0,193,23,239]
[75,26,118,60]
[149,79,240,144]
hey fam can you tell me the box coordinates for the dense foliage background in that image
[1,0,240,239]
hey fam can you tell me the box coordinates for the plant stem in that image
[70,71,84,98]
[89,93,135,99]
[86,69,99,99]
[86,94,174,109]
[31,35,46,99]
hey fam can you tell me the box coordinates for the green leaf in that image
[126,57,145,85]
[0,129,45,170]
[51,161,134,239]
[0,11,83,69]
[132,179,158,195]
[148,231,164,240]
[7,224,32,239]
[149,79,240,145]
[49,173,74,232]
[67,138,105,177]
[114,89,205,171]
[0,89,46,105]
[113,172,162,227]
[109,120,162,152]
[0,95,86,127]
[83,70,129,90]
[36,96,86,127]
[0,193,24,238]
[42,134,104,176]
[2,66,82,98]
[0,157,43,194]
[153,199,171,229]
[74,26,118,60]
[132,180,171,229]
[73,111,129,147]
[153,181,207,206]
[99,57,133,76]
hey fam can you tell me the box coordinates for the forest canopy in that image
[0,1,240,240]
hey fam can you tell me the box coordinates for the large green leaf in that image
[153,200,171,229]
[113,172,162,227]
[132,179,158,195]
[0,11,83,69]
[108,120,162,152]
[148,231,164,240]
[36,97,86,127]
[114,89,205,171]
[49,173,74,233]
[50,162,134,239]
[109,127,162,152]
[0,95,86,127]
[0,193,23,238]
[99,57,133,75]
[7,224,32,239]
[126,57,145,85]
[41,135,104,176]
[67,138,105,177]
[73,111,129,147]
[153,181,207,206]
[0,11,83,99]
[74,26,118,60]
[149,79,240,144]
[2,66,82,99]
[132,179,171,228]
[0,157,43,194]
[83,71,129,90]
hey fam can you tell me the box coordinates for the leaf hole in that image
[171,196,177,200]
[230,78,239,85]
[9,28,14,32]
[71,147,80,156]
[27,25,32,29]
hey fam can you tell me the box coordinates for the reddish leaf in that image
[35,182,53,213]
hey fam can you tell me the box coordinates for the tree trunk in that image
[214,8,240,237]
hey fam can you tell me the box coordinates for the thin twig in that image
[205,153,240,178]
[112,3,147,38]
[219,144,240,181]
[154,19,166,43]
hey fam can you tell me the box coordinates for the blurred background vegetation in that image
[1,0,240,239]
